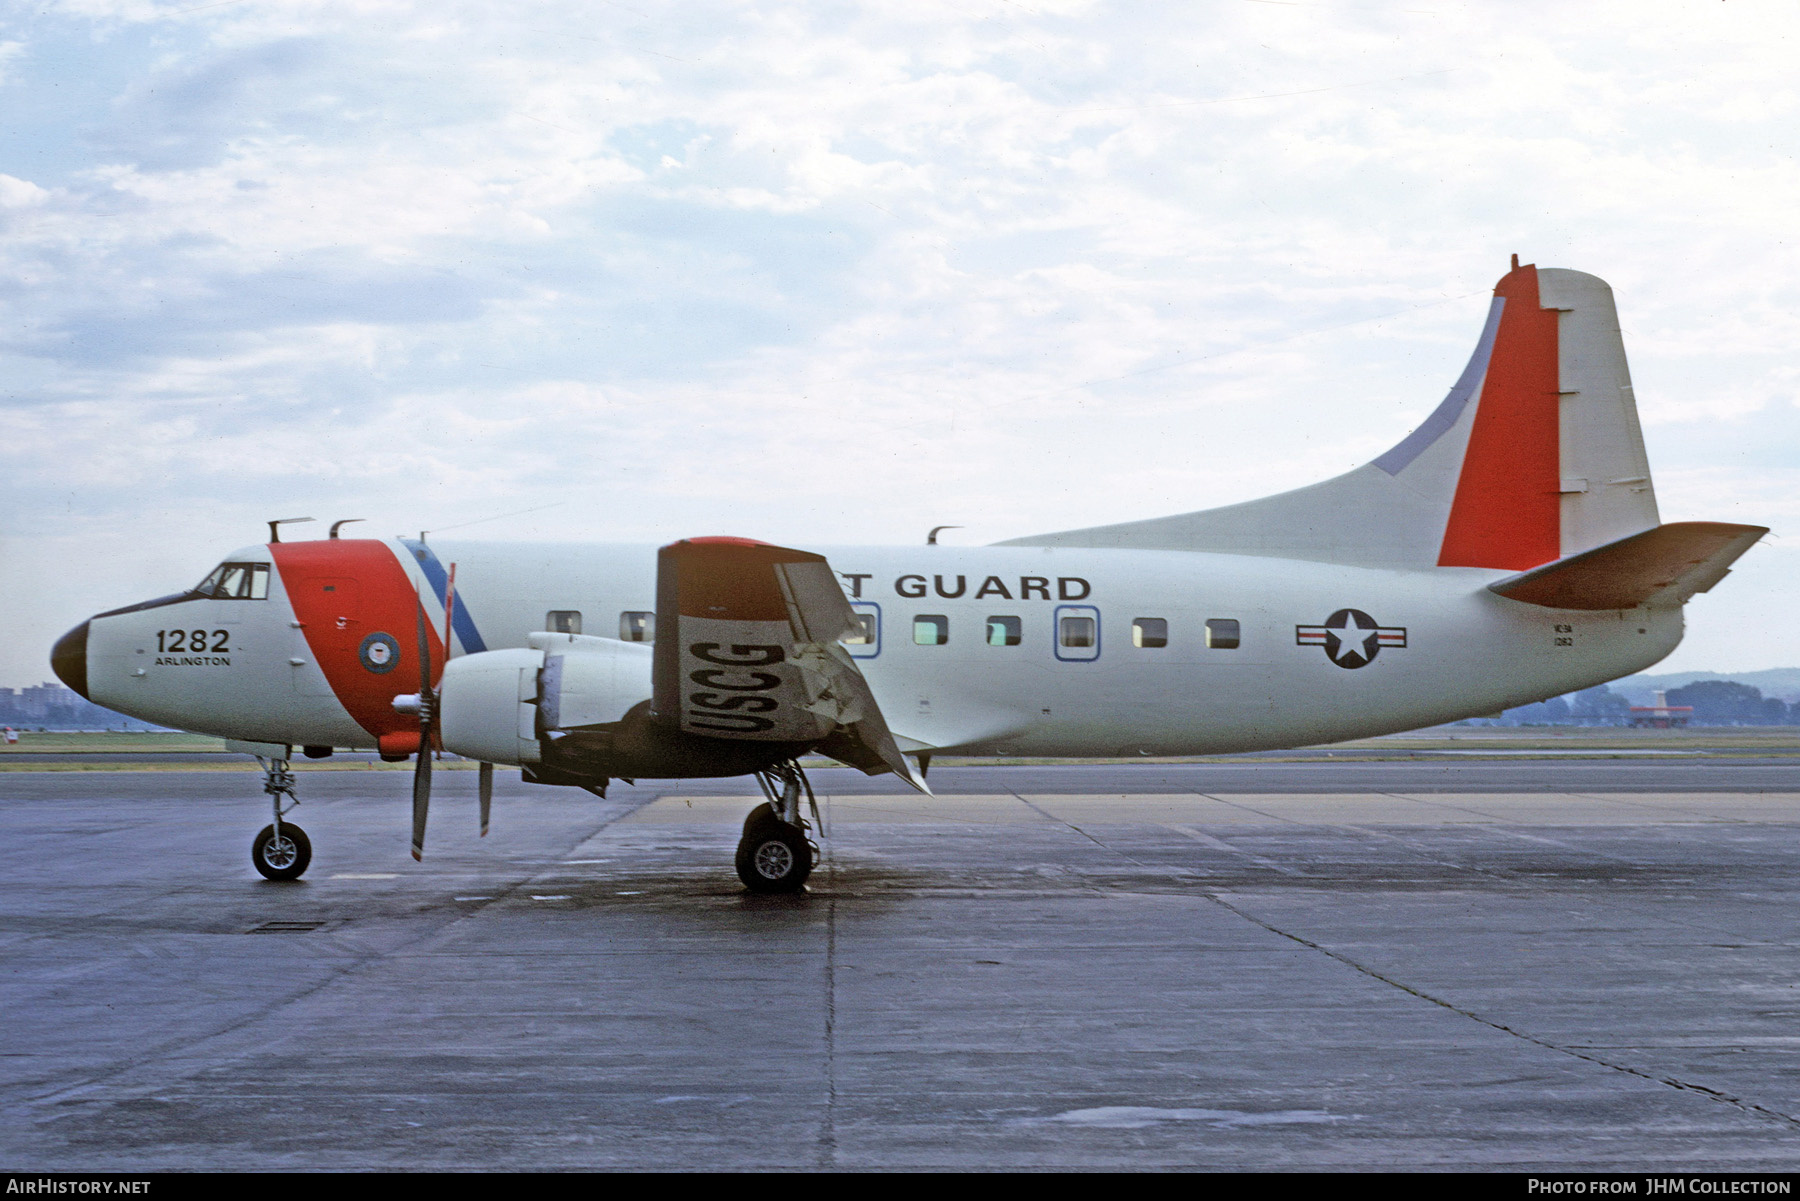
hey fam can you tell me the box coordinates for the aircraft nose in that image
[51,620,90,700]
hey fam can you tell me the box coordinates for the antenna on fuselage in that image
[927,525,962,545]
[329,519,366,539]
[267,517,315,543]
[420,501,570,542]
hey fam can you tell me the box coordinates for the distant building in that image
[0,682,172,731]
[1629,690,1692,729]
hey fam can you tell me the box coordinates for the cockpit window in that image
[195,562,270,599]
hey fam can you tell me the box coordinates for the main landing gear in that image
[251,753,311,881]
[736,761,821,894]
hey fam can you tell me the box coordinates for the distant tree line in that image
[1496,681,1797,727]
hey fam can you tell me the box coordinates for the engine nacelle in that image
[438,631,811,782]
[436,646,545,765]
[438,633,652,768]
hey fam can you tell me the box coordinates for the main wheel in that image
[252,823,312,881]
[735,820,813,893]
[742,802,778,836]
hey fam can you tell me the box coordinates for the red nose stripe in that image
[1437,263,1563,570]
[272,539,444,741]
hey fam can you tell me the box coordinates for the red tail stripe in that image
[1437,264,1563,570]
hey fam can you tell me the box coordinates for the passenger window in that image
[619,611,654,642]
[1132,618,1168,648]
[986,616,1021,646]
[1054,604,1101,661]
[847,603,881,658]
[547,610,582,635]
[1059,616,1095,649]
[913,615,949,646]
[1206,618,1240,649]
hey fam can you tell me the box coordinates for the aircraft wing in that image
[1487,521,1767,611]
[653,538,931,794]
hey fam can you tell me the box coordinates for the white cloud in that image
[0,172,46,208]
[3,0,1799,684]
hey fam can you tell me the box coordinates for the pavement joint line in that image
[1011,789,1800,1137]
[1201,890,1800,1134]
[1455,824,1648,866]
[819,876,839,1170]
[1474,819,1800,952]
[11,929,394,1116]
[1548,792,1729,821]
[1241,809,1786,951]
[456,792,659,915]
[1313,822,1517,884]
[1190,792,1311,825]
[1370,790,1516,823]
[9,792,658,1119]
[1564,791,1759,823]
[1164,826,1298,876]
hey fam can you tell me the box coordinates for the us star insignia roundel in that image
[1296,608,1406,669]
[358,632,402,674]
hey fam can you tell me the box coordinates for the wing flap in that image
[1487,521,1767,611]
[653,537,929,793]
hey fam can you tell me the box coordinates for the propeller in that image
[479,761,493,837]
[410,594,433,860]
[409,564,457,861]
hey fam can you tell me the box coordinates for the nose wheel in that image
[736,762,820,893]
[252,821,312,881]
[251,752,312,881]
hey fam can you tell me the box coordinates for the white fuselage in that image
[79,538,1682,758]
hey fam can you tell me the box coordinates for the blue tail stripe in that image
[399,539,489,654]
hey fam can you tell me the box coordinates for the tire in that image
[742,802,778,837]
[735,821,813,893]
[252,823,312,881]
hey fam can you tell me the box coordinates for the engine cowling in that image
[438,633,652,768]
[436,646,547,766]
[437,632,808,782]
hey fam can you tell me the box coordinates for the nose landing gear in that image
[251,753,311,881]
[736,761,821,893]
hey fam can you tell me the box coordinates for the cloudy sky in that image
[2,0,1796,688]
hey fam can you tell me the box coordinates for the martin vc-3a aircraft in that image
[51,261,1768,893]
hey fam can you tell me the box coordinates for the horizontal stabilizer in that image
[1487,521,1767,611]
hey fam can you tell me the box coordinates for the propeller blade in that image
[411,591,434,861]
[411,747,431,861]
[478,761,493,837]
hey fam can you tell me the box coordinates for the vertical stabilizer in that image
[999,262,1661,571]
[1541,269,1660,557]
